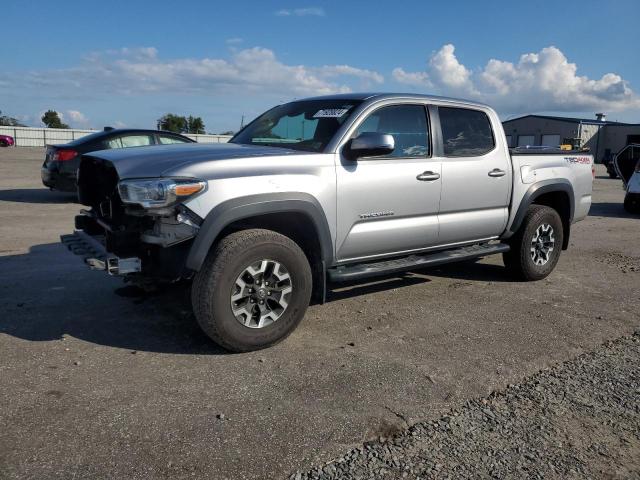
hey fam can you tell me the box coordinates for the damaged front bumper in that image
[60,205,201,280]
[61,230,142,276]
[65,155,205,281]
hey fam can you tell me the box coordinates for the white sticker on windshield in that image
[313,108,349,118]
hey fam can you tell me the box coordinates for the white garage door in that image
[518,135,535,147]
[541,134,561,147]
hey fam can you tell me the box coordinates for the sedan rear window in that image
[106,135,155,149]
[159,135,191,145]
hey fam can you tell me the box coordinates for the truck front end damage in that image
[62,155,205,282]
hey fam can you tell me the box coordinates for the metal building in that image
[502,114,640,163]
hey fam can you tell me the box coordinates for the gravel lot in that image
[296,332,640,479]
[0,147,639,479]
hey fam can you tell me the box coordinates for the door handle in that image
[416,171,440,181]
[488,168,506,177]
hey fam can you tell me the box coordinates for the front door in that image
[335,103,442,262]
[436,106,511,245]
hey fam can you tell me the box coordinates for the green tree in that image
[41,110,69,129]
[0,110,26,127]
[187,116,205,134]
[220,130,235,136]
[158,113,187,133]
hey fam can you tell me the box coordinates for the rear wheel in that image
[503,205,563,281]
[192,229,312,352]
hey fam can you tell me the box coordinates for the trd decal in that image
[564,156,591,164]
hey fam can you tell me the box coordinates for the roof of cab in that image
[300,92,491,109]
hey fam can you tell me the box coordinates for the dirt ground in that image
[0,147,639,479]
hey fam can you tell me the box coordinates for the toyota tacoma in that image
[62,93,593,352]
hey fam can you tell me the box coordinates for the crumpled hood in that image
[85,142,299,178]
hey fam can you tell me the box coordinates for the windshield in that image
[231,99,362,153]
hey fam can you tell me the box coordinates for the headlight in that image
[117,178,206,208]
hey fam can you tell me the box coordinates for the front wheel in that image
[192,229,312,352]
[503,205,563,281]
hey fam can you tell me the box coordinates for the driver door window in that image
[354,105,429,158]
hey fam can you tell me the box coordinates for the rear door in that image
[436,106,511,245]
[335,103,442,262]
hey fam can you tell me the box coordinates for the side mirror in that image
[346,132,395,160]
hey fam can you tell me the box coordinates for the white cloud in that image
[319,64,384,85]
[393,44,640,113]
[276,7,325,16]
[392,67,431,88]
[225,37,243,45]
[428,44,477,96]
[100,47,158,61]
[65,109,90,127]
[0,46,382,98]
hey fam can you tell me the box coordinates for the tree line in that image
[157,114,206,134]
[2,108,233,135]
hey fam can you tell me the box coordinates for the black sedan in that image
[41,128,195,192]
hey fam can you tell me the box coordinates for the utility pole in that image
[240,115,245,130]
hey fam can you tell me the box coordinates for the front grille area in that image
[77,155,119,208]
[77,155,148,257]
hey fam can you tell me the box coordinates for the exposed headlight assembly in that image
[118,178,206,209]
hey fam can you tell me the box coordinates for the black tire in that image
[624,193,640,214]
[503,205,563,281]
[191,228,312,352]
[0,140,8,147]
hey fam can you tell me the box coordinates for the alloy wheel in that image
[530,223,555,266]
[230,259,293,328]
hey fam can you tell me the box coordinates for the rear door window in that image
[354,104,429,158]
[439,107,495,157]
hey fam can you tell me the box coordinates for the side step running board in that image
[328,243,510,283]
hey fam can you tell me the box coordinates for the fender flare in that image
[507,179,574,247]
[185,192,334,272]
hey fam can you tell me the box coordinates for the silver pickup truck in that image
[62,93,593,351]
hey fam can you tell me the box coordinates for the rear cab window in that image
[438,107,495,157]
[353,104,430,158]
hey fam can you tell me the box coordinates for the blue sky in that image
[1,0,639,132]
